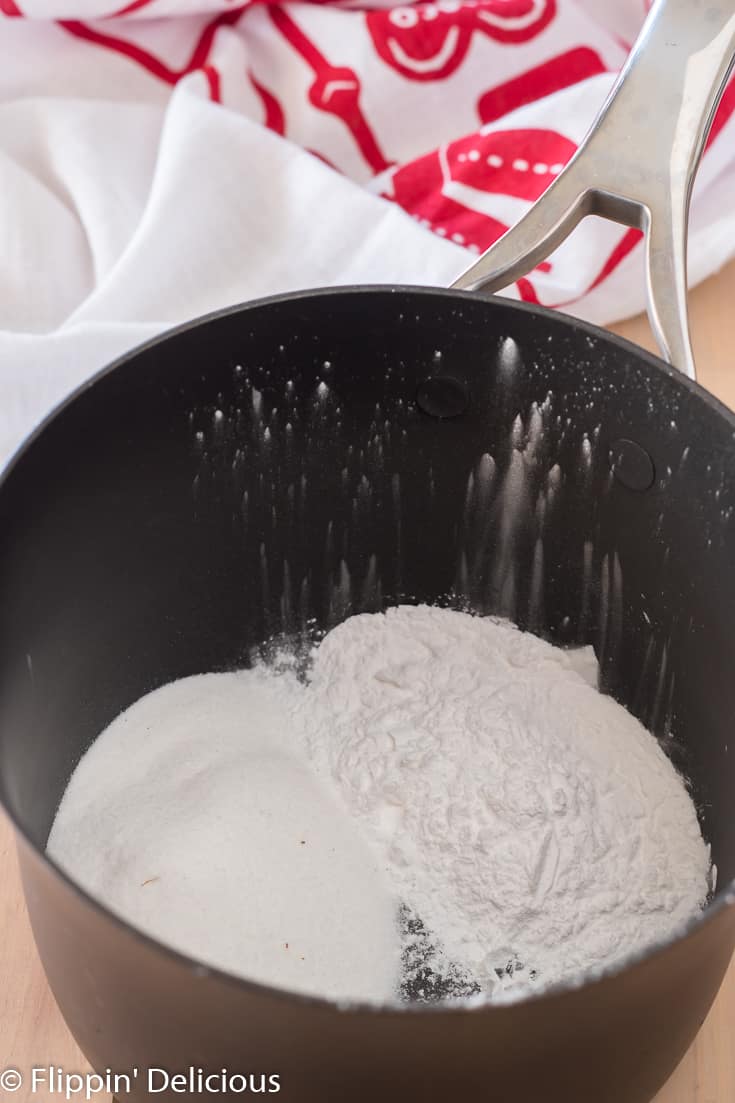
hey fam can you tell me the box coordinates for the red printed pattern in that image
[269,6,391,173]
[15,0,731,308]
[60,7,249,97]
[384,128,576,252]
[367,0,556,82]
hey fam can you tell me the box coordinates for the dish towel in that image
[1,0,734,466]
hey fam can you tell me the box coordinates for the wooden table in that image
[2,262,735,1102]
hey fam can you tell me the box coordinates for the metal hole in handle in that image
[452,0,735,381]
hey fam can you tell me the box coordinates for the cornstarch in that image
[302,606,710,997]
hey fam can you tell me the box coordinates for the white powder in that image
[48,605,711,1005]
[47,669,400,1003]
[302,606,711,998]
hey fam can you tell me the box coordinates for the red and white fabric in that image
[0,0,734,465]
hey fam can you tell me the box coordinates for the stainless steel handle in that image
[452,0,735,379]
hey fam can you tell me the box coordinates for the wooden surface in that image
[2,261,735,1102]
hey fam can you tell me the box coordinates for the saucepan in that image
[2,1,735,1100]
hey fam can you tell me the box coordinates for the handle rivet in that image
[609,438,656,491]
[416,377,469,419]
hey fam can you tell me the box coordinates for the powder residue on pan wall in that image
[186,332,700,743]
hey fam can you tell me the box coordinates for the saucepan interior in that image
[1,285,734,1000]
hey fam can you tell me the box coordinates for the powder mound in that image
[47,669,400,1004]
[301,604,710,998]
[47,605,711,1005]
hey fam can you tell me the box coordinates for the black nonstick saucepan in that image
[2,2,735,1102]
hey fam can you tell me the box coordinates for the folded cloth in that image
[0,0,733,465]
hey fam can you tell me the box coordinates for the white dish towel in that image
[1,0,734,464]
